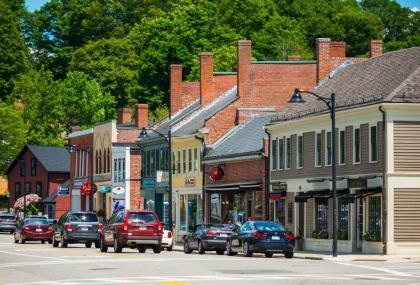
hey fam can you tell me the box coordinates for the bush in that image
[337,231,349,240]
[362,232,381,242]
[312,230,329,239]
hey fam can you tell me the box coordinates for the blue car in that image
[226,221,295,258]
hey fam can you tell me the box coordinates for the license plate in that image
[272,236,280,240]
[139,227,147,231]
[220,234,227,238]
[36,228,42,232]
[80,227,88,231]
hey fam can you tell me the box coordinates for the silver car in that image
[0,214,17,234]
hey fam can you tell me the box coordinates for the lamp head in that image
[289,88,306,103]
[138,127,149,139]
[65,144,76,153]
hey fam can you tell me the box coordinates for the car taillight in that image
[23,226,30,232]
[285,233,295,240]
[97,224,103,231]
[120,222,128,231]
[206,231,217,237]
[47,226,53,232]
[157,224,162,232]
[167,231,172,238]
[65,223,72,231]
[252,232,267,239]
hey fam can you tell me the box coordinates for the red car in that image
[14,218,53,244]
[100,210,163,253]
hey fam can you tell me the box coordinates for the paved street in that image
[1,234,420,285]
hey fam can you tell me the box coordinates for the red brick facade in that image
[129,149,143,210]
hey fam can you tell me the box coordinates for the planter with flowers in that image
[13,194,41,217]
[362,232,383,254]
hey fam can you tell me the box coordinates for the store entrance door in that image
[356,198,364,250]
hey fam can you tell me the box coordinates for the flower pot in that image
[362,241,383,254]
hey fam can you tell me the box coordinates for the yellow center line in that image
[160,282,190,285]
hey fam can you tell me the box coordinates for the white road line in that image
[0,250,68,262]
[334,261,413,277]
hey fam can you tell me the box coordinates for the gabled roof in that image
[27,145,70,173]
[271,46,420,123]
[205,114,272,160]
[172,86,238,137]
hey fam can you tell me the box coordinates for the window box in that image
[311,230,328,239]
[303,238,353,253]
[362,241,383,254]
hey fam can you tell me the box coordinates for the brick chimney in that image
[237,40,252,99]
[170,64,182,115]
[70,126,81,133]
[370,40,383,58]
[200,52,216,106]
[117,107,132,125]
[316,38,331,83]
[287,55,301,61]
[135,104,148,129]
[330,42,346,58]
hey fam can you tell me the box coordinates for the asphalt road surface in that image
[1,233,420,285]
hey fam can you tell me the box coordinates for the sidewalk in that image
[172,244,420,262]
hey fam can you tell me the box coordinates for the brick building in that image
[5,145,70,218]
[266,45,420,254]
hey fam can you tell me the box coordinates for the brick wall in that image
[130,149,143,210]
[117,128,141,143]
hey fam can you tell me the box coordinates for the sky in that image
[25,0,419,12]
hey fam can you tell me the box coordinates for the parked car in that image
[14,218,53,244]
[162,224,173,251]
[183,224,235,255]
[100,210,163,253]
[53,212,102,248]
[0,214,17,234]
[226,221,295,258]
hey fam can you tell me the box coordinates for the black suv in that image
[53,212,102,248]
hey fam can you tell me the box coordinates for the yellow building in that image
[0,176,7,196]
[171,136,203,241]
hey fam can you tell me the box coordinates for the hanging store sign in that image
[210,167,224,181]
[156,171,169,183]
[112,186,125,195]
[347,178,367,189]
[141,178,155,189]
[99,186,112,194]
[57,186,70,195]
[272,183,287,191]
[185,177,196,186]
[80,182,97,196]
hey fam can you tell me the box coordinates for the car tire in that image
[184,240,192,254]
[198,241,205,255]
[113,237,122,253]
[153,245,161,254]
[41,240,46,244]
[226,240,237,256]
[61,234,68,248]
[53,239,59,247]
[14,236,19,243]
[167,245,173,252]
[10,230,14,235]
[85,242,92,248]
[94,241,100,248]
[138,247,146,253]
[284,251,294,259]
[216,250,224,255]
[20,234,25,244]
[100,237,108,253]
[243,241,253,257]
[265,252,274,258]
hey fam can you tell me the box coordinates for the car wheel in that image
[14,235,19,243]
[216,250,224,255]
[61,234,68,248]
[138,247,146,253]
[53,238,59,247]
[41,240,46,244]
[153,245,161,254]
[284,251,294,259]
[226,240,237,256]
[85,242,92,248]
[10,230,14,235]
[20,234,25,244]
[94,241,100,248]
[113,237,122,253]
[167,245,173,252]
[265,252,274,258]
[198,240,205,254]
[243,241,252,257]
[100,237,108,253]
[184,240,192,254]
[48,239,53,244]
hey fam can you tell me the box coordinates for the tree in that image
[0,102,26,174]
[0,0,28,100]
[70,38,140,107]
[61,72,116,129]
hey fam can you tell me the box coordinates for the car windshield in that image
[26,219,49,225]
[129,212,157,223]
[29,216,47,219]
[254,221,286,232]
[0,215,15,220]
[71,213,98,223]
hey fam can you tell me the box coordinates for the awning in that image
[269,191,287,201]
[295,188,350,203]
[335,187,383,204]
[205,183,262,194]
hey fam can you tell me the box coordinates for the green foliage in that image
[362,231,381,242]
[0,102,26,174]
[0,0,28,100]
[149,106,170,123]
[337,230,349,240]
[312,230,329,239]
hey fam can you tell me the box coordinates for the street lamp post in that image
[138,128,173,232]
[289,88,338,257]
[65,145,94,212]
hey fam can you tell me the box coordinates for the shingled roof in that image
[205,114,271,160]
[27,145,70,173]
[271,46,420,123]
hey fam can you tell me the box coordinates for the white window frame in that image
[297,135,304,169]
[315,132,322,167]
[338,129,346,166]
[325,131,332,166]
[353,127,361,164]
[369,124,378,163]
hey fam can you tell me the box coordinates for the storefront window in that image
[368,196,381,234]
[338,199,349,239]
[315,200,328,231]
[210,194,221,224]
[287,202,293,224]
[253,191,263,220]
[276,199,285,225]
[143,190,155,211]
[180,194,203,232]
